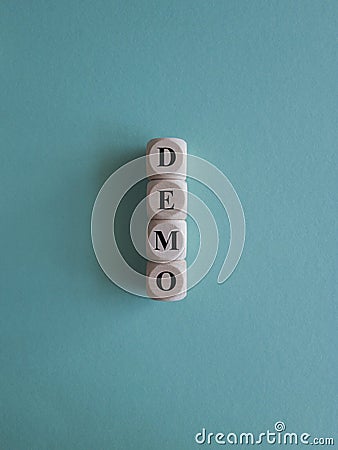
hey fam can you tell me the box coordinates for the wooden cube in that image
[146,219,187,263]
[146,260,187,301]
[146,137,187,180]
[147,179,187,220]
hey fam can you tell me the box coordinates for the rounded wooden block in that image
[146,219,187,263]
[146,260,187,301]
[147,179,187,220]
[146,137,187,180]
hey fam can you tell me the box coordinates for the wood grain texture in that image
[147,179,187,220]
[146,260,187,301]
[146,137,187,180]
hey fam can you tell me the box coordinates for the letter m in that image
[154,230,179,250]
[239,433,254,445]
[284,433,298,444]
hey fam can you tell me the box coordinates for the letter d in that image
[195,428,206,445]
[158,147,176,167]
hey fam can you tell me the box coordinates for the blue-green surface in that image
[1,1,337,449]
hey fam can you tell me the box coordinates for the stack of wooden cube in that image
[146,138,187,301]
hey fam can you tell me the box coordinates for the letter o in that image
[156,271,176,291]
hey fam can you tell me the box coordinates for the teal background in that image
[1,1,337,449]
